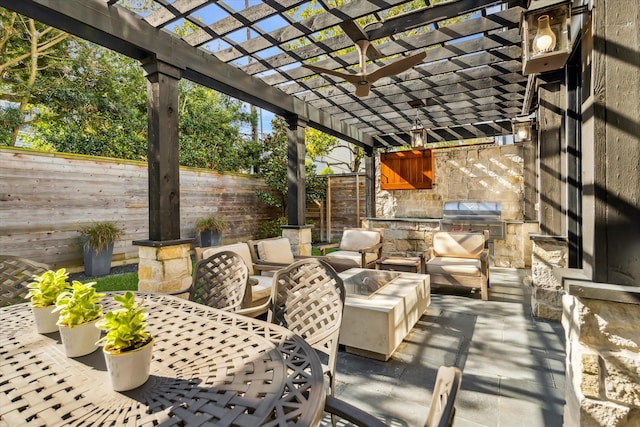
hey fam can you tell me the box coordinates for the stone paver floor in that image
[321,267,566,427]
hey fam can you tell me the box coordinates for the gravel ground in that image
[69,264,138,283]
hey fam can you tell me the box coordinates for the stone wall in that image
[563,293,640,426]
[364,218,440,258]
[530,235,568,320]
[374,144,533,267]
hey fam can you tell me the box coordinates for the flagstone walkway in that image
[323,267,566,427]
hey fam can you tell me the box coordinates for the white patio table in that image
[0,292,325,426]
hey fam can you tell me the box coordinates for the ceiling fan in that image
[302,20,426,97]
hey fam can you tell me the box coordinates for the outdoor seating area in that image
[0,245,565,427]
[2,1,639,426]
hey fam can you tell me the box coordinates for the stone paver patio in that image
[322,267,566,426]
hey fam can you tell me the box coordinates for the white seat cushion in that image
[257,238,294,264]
[339,229,381,251]
[432,232,485,259]
[250,275,273,301]
[326,250,378,267]
[426,256,482,276]
[202,242,254,275]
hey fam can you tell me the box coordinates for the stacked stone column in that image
[281,226,312,256]
[530,234,567,320]
[563,293,640,426]
[137,243,192,293]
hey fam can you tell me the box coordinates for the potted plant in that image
[26,269,70,333]
[195,215,226,247]
[79,221,122,277]
[54,281,105,357]
[96,291,153,391]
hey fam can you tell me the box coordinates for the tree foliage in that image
[28,40,148,159]
[0,8,70,146]
[1,9,261,172]
[178,81,257,172]
[256,117,327,214]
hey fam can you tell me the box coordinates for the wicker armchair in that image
[268,258,345,398]
[0,256,50,307]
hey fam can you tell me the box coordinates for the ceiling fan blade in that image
[302,64,363,85]
[367,51,426,82]
[339,20,383,60]
[339,20,367,42]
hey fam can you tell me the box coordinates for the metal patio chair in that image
[323,365,463,427]
[185,250,253,314]
[267,258,346,399]
[0,255,50,307]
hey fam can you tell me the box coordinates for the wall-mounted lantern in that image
[512,116,534,143]
[522,0,571,75]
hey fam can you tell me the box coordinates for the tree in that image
[178,81,258,172]
[3,9,260,172]
[0,8,70,146]
[28,40,148,160]
[256,116,327,215]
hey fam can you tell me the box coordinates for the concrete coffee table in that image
[338,268,430,361]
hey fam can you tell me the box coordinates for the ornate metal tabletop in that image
[0,293,325,426]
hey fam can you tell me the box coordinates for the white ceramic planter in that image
[32,305,59,334]
[58,319,102,357]
[104,337,154,391]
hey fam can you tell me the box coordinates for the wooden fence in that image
[0,148,363,271]
[0,148,280,270]
[307,174,366,242]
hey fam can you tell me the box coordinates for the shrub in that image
[26,268,70,308]
[255,217,288,239]
[96,291,150,353]
[54,281,105,326]
[80,222,122,253]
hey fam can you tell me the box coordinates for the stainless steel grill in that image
[440,201,505,240]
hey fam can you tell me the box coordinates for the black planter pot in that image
[82,240,114,277]
[200,231,222,247]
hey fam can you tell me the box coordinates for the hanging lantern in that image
[522,0,571,75]
[411,124,426,148]
[410,111,426,148]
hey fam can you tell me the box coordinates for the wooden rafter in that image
[1,0,530,147]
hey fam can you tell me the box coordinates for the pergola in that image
[4,0,531,241]
[4,3,640,424]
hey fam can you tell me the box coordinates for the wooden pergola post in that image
[282,115,312,255]
[135,58,192,294]
[141,58,182,241]
[364,146,377,220]
[286,115,306,227]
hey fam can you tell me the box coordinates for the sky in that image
[162,1,291,138]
